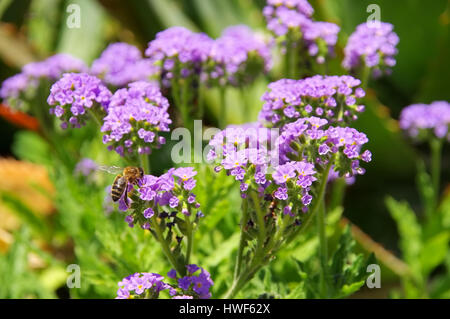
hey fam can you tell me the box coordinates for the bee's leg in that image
[124,189,129,208]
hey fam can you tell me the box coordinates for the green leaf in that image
[0,0,14,18]
[27,0,63,55]
[148,0,197,30]
[285,282,306,299]
[416,160,435,217]
[385,196,422,269]
[12,131,50,165]
[263,267,272,291]
[203,232,240,268]
[330,226,354,283]
[56,0,106,63]
[0,192,49,238]
[420,232,450,276]
[340,280,365,297]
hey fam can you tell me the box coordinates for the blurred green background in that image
[0,0,448,298]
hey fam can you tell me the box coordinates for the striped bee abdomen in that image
[111,174,126,202]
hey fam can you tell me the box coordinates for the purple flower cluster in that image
[145,27,213,87]
[22,54,87,79]
[123,167,201,228]
[204,25,272,87]
[399,101,450,141]
[259,75,366,127]
[0,74,29,102]
[271,161,316,207]
[74,158,98,177]
[116,265,213,299]
[302,21,340,63]
[91,42,157,87]
[277,117,372,177]
[168,265,214,299]
[48,73,112,129]
[343,22,399,77]
[263,0,339,63]
[208,123,318,214]
[101,81,171,156]
[264,0,314,29]
[116,272,170,299]
[1,54,87,110]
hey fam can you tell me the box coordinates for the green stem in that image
[150,216,185,276]
[291,45,298,79]
[329,177,347,211]
[184,216,193,266]
[197,80,204,120]
[139,153,150,174]
[225,192,267,298]
[172,79,191,131]
[284,42,291,78]
[430,138,442,213]
[219,87,227,129]
[252,192,266,254]
[234,199,249,280]
[87,108,103,128]
[316,199,328,298]
[360,65,371,91]
[240,88,249,123]
[180,78,192,132]
[285,160,333,245]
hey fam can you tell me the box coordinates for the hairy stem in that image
[219,87,227,129]
[234,199,249,280]
[360,65,371,91]
[430,138,442,213]
[316,200,328,297]
[184,216,193,266]
[150,216,185,276]
[139,153,151,174]
[197,79,204,120]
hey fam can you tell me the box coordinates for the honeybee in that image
[99,165,144,207]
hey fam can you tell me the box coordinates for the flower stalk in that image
[430,138,442,213]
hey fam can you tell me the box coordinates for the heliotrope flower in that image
[399,101,450,141]
[343,22,399,77]
[145,26,213,88]
[208,123,317,215]
[302,21,340,63]
[116,265,214,299]
[170,265,214,299]
[277,117,372,177]
[74,158,98,178]
[91,42,158,87]
[259,75,366,127]
[120,167,202,230]
[263,1,339,64]
[0,73,30,103]
[204,25,272,87]
[23,54,88,79]
[48,73,112,129]
[116,272,169,299]
[101,81,171,157]
[1,53,87,111]
[263,0,314,31]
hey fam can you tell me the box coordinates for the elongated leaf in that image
[385,196,422,277]
[1,192,49,238]
[420,232,450,276]
[56,0,106,63]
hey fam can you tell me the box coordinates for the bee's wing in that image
[98,165,123,175]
